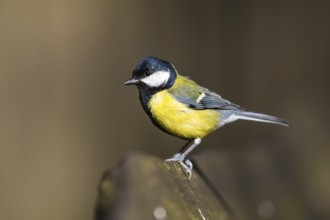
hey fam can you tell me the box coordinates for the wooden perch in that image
[95,149,310,220]
[95,152,231,220]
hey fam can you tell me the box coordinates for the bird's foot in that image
[165,153,193,180]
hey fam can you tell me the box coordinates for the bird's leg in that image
[180,138,202,159]
[171,139,194,160]
[165,138,202,179]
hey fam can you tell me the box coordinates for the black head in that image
[124,56,177,90]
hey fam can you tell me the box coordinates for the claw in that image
[165,154,193,180]
[181,159,193,180]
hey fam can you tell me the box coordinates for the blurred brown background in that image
[0,0,329,220]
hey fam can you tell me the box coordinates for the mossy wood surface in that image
[95,153,231,220]
[95,151,309,220]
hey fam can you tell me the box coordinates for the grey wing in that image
[168,84,290,127]
[195,89,244,110]
[169,85,244,111]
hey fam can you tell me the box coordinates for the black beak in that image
[123,78,139,85]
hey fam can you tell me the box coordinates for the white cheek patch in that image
[141,70,170,87]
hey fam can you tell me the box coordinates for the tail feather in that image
[220,110,290,127]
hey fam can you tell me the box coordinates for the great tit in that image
[124,56,290,178]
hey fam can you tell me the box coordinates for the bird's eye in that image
[143,70,151,77]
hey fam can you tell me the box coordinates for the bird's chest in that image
[147,90,220,139]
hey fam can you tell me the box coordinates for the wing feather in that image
[168,77,243,111]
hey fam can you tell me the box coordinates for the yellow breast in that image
[148,90,220,139]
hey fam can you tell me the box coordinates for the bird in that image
[124,56,290,179]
